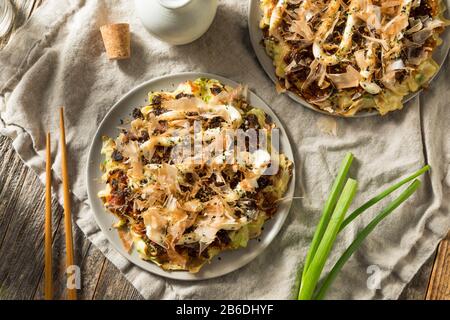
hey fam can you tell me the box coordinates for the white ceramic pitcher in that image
[134,0,218,45]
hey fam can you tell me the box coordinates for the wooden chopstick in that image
[59,107,77,300]
[45,132,53,300]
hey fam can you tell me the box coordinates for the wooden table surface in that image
[0,136,142,299]
[0,1,449,300]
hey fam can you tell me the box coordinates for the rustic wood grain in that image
[0,0,448,301]
[92,259,144,300]
[426,232,450,300]
[0,0,40,50]
[0,140,58,299]
[0,135,141,300]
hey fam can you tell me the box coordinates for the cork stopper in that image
[100,23,130,60]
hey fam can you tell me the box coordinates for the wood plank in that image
[32,220,101,300]
[0,133,445,300]
[426,232,450,300]
[0,136,66,299]
[92,259,143,300]
[0,0,140,299]
[0,0,40,49]
[0,136,142,300]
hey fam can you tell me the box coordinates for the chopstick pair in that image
[44,107,76,300]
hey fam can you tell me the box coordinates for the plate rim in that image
[86,71,296,281]
[247,0,450,118]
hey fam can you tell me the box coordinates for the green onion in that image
[313,179,421,300]
[298,178,358,300]
[339,165,430,232]
[302,152,354,280]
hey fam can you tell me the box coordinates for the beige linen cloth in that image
[1,0,449,300]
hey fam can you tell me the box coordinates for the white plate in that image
[248,0,450,117]
[86,72,296,280]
